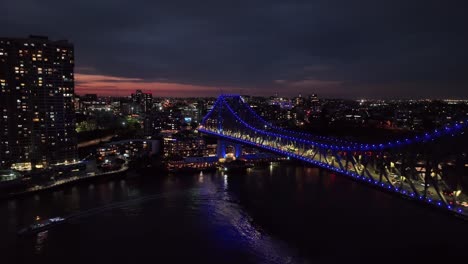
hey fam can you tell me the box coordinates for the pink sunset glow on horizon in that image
[75,73,345,97]
[75,73,237,97]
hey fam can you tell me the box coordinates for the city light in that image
[3,2,468,260]
[198,95,468,218]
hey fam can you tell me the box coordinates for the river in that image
[1,162,467,263]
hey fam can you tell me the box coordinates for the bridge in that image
[198,95,468,218]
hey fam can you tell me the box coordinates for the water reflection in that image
[198,172,204,183]
[223,174,228,190]
[69,186,80,211]
[108,181,115,191]
[35,231,48,254]
[194,172,303,263]
[1,164,467,263]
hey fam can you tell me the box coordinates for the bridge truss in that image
[198,95,468,218]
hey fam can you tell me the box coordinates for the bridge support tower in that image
[216,139,243,159]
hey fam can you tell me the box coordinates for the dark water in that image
[1,163,467,263]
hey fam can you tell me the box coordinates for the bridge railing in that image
[199,95,468,217]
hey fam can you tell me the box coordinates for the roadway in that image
[200,127,468,217]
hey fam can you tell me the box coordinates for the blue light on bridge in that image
[198,96,468,218]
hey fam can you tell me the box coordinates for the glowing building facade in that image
[0,35,77,170]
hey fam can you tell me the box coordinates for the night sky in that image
[1,1,467,98]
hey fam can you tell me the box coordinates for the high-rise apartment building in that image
[0,35,77,170]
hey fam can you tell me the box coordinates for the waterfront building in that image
[0,35,77,170]
[163,133,215,158]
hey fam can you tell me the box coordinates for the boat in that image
[17,216,66,236]
[0,170,25,190]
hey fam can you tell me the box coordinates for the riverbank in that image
[0,164,129,200]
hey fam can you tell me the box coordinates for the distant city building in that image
[82,94,97,102]
[0,35,77,170]
[163,133,215,158]
[181,103,202,124]
[96,139,159,161]
[294,94,304,106]
[78,94,113,112]
[131,89,153,113]
[73,95,81,112]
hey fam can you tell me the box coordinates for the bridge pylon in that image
[216,139,243,159]
[198,94,468,219]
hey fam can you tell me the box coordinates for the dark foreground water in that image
[1,163,467,263]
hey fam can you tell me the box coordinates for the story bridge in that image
[198,95,468,218]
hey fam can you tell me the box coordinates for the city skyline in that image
[1,1,467,99]
[2,2,468,263]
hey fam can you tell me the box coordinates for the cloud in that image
[75,73,226,97]
[75,74,144,84]
[1,0,468,98]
